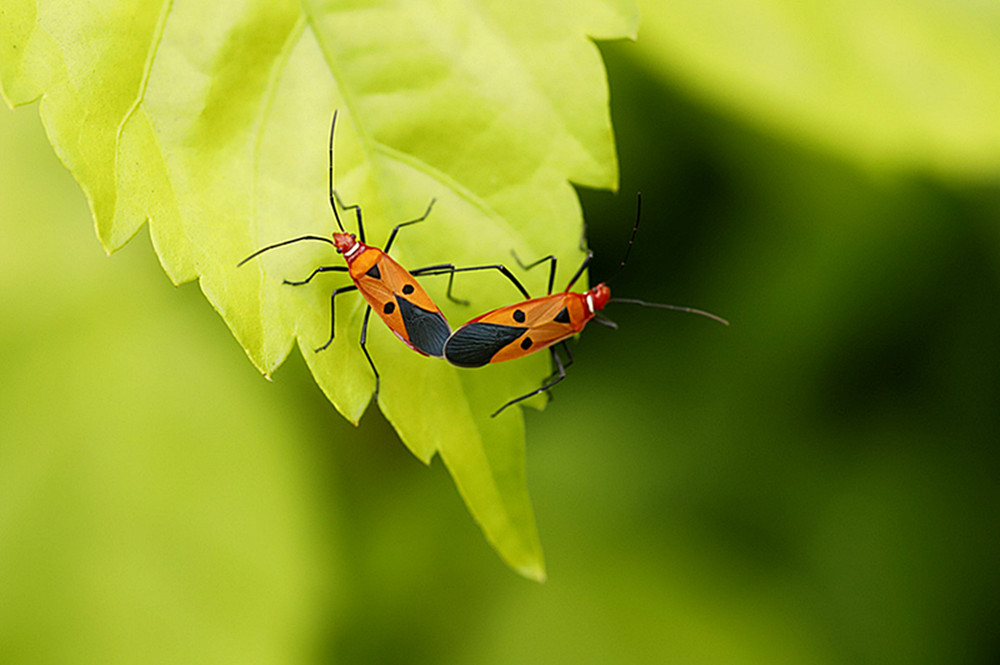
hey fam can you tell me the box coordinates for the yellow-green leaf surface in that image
[0,109,337,665]
[635,0,1000,177]
[0,0,638,579]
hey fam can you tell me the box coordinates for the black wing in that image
[443,322,528,368]
[397,296,451,358]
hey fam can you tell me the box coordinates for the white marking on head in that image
[343,241,362,260]
[585,294,595,315]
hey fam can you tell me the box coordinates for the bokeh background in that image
[2,6,999,664]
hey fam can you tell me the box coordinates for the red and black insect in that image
[239,111,529,396]
[443,194,728,416]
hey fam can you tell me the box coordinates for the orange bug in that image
[443,194,728,416]
[239,111,530,396]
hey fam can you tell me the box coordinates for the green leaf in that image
[0,109,338,664]
[0,0,637,579]
[634,0,1000,177]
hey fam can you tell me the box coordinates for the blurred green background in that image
[3,7,1000,664]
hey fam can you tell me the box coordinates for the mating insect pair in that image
[240,113,727,416]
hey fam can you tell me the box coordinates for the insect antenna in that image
[608,297,730,326]
[602,191,643,287]
[237,235,334,267]
[328,110,347,234]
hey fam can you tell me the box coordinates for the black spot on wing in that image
[396,296,450,357]
[444,322,528,368]
[366,264,381,279]
[554,306,571,324]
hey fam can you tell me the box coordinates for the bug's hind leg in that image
[491,345,568,417]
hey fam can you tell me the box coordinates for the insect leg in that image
[382,199,437,253]
[537,341,574,386]
[411,263,531,304]
[315,284,360,352]
[564,251,594,291]
[558,341,574,372]
[491,345,568,418]
[512,251,558,295]
[331,189,365,243]
[592,312,619,329]
[357,306,380,398]
[283,265,349,286]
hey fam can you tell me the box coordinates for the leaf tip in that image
[518,561,548,583]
